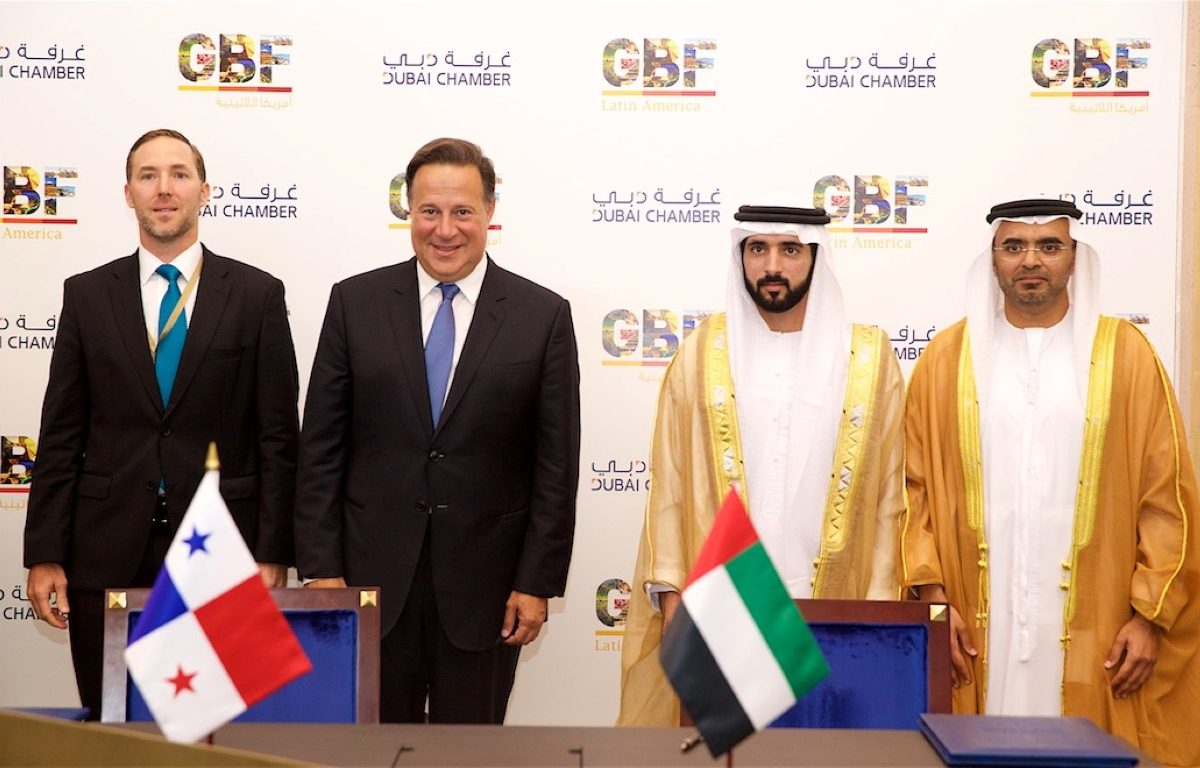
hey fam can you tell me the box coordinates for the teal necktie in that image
[155,264,187,406]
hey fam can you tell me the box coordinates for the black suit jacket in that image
[295,257,581,651]
[23,247,300,589]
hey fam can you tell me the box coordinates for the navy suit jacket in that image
[24,247,300,587]
[294,256,581,651]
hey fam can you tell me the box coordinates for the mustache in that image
[756,274,790,289]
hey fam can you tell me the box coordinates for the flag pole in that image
[680,733,704,752]
[678,735,734,765]
[203,446,221,751]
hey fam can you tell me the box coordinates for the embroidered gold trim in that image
[957,325,989,701]
[813,324,882,595]
[1062,316,1117,645]
[1137,322,1188,620]
[701,314,748,508]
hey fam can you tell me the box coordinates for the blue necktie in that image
[155,263,187,406]
[425,283,460,426]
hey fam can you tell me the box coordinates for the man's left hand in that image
[501,591,547,646]
[1105,613,1160,699]
[258,562,288,589]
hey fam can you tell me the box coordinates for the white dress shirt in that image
[138,241,203,346]
[415,256,487,407]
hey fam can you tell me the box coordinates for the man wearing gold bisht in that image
[618,204,904,725]
[903,198,1200,767]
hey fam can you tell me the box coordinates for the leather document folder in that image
[919,713,1138,767]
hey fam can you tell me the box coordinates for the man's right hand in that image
[919,584,976,688]
[27,563,70,629]
[659,590,681,634]
[303,577,347,589]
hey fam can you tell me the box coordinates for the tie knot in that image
[156,263,182,283]
[437,283,460,302]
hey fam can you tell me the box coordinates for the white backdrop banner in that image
[0,0,1185,725]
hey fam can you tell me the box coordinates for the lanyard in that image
[148,255,202,359]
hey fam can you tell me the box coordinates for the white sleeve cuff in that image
[645,582,678,613]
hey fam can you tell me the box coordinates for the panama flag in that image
[660,489,830,757]
[124,446,311,742]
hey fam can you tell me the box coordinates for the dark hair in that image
[405,137,495,202]
[125,129,206,182]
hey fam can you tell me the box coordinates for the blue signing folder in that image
[126,608,358,723]
[102,587,379,724]
[919,714,1139,767]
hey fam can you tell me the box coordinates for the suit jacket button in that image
[415,499,430,513]
[145,480,157,491]
[160,426,171,436]
[428,449,443,462]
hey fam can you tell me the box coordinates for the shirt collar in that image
[415,254,488,305]
[139,241,204,287]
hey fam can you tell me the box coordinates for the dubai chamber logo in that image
[201,181,299,221]
[177,33,293,109]
[803,50,937,90]
[888,323,937,363]
[387,173,503,246]
[382,48,512,88]
[0,41,87,80]
[594,578,631,652]
[589,458,648,494]
[1059,187,1154,227]
[601,37,716,112]
[0,312,56,350]
[591,185,722,225]
[1030,37,1149,113]
[812,174,928,250]
[600,309,714,371]
[3,165,78,240]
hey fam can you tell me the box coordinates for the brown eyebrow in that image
[135,164,193,174]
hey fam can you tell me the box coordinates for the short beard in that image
[1001,283,1054,307]
[993,260,1073,311]
[744,259,815,314]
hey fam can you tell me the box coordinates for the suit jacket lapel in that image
[109,253,163,412]
[166,246,229,415]
[438,260,505,431]
[387,259,436,437]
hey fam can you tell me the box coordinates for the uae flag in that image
[660,489,829,757]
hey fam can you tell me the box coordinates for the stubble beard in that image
[138,209,196,246]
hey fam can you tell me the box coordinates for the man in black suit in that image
[23,129,299,719]
[295,137,580,723]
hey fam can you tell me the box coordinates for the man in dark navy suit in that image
[24,129,300,719]
[295,137,580,723]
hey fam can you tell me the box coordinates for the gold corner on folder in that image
[360,590,378,608]
[108,591,128,610]
[930,604,948,622]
